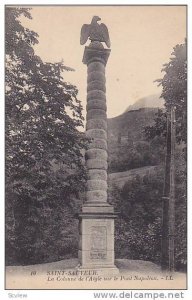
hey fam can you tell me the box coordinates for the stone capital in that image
[83,45,111,66]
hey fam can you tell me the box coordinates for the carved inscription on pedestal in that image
[90,226,107,259]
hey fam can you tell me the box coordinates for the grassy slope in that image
[108,166,158,188]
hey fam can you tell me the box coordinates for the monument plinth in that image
[79,17,118,273]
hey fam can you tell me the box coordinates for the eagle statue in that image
[80,16,111,48]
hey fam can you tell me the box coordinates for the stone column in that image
[79,41,118,273]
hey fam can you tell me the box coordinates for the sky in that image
[20,5,186,118]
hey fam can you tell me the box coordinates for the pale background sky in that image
[20,5,186,118]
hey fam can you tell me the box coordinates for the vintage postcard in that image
[5,5,187,290]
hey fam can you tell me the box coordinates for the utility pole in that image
[161,106,176,272]
[169,106,176,272]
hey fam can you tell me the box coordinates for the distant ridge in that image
[125,94,164,112]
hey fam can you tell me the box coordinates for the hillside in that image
[125,94,164,112]
[108,107,158,144]
[108,166,158,188]
[107,107,164,173]
[108,93,164,146]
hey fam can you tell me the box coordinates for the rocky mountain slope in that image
[107,94,164,181]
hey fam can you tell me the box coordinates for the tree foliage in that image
[108,140,164,173]
[109,173,163,264]
[143,40,187,270]
[109,166,186,270]
[145,40,187,145]
[5,7,87,265]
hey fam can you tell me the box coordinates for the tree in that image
[144,40,187,270]
[109,173,163,263]
[5,7,88,264]
[145,40,187,145]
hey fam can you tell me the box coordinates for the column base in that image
[79,207,118,274]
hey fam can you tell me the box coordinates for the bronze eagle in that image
[80,16,111,48]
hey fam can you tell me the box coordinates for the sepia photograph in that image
[5,5,187,290]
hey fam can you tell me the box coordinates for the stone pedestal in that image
[78,213,117,271]
[78,41,118,274]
